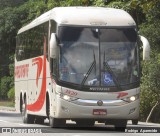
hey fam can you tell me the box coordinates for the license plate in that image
[93,109,107,115]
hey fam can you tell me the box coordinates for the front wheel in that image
[48,98,65,127]
[114,120,127,131]
[132,119,138,125]
[76,120,95,127]
[35,116,44,124]
[50,117,66,128]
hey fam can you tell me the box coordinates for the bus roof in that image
[18,7,136,34]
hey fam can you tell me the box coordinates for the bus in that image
[15,7,150,129]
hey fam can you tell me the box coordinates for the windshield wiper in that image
[81,50,96,85]
[103,52,122,91]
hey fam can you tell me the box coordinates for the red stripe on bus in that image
[27,37,47,112]
[32,57,43,87]
[116,92,128,98]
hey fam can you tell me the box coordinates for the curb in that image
[128,120,160,127]
[0,106,16,112]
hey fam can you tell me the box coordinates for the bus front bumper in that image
[53,97,139,120]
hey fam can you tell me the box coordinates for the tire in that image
[50,117,66,128]
[21,97,35,124]
[114,120,127,132]
[76,120,95,127]
[35,116,44,124]
[48,97,65,128]
[132,119,138,125]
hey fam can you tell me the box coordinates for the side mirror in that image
[139,35,150,60]
[50,33,58,58]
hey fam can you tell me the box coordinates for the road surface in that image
[0,108,160,136]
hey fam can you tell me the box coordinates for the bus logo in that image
[97,100,103,106]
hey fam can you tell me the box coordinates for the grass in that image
[0,100,15,107]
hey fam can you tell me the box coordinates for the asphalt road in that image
[0,109,160,136]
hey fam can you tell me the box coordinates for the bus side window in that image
[19,34,25,60]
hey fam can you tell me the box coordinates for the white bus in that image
[15,7,150,129]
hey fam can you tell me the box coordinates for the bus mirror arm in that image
[139,35,150,60]
[50,33,58,59]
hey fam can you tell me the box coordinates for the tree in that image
[8,87,15,102]
[138,0,160,123]
[0,76,12,99]
[140,57,160,123]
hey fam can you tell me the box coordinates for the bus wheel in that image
[35,116,44,124]
[76,120,95,127]
[132,119,138,125]
[114,120,127,132]
[49,117,66,128]
[22,98,35,124]
[48,97,66,127]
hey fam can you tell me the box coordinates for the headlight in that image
[123,94,139,103]
[59,93,78,101]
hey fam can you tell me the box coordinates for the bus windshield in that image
[58,26,139,90]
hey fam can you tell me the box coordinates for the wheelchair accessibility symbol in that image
[104,73,113,85]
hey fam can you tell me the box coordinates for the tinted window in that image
[16,22,49,61]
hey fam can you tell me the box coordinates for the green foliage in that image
[140,57,160,122]
[26,0,48,21]
[0,0,26,9]
[140,89,157,121]
[0,76,12,99]
[140,23,160,53]
[139,36,160,122]
[141,59,160,96]
[139,10,160,122]
[138,0,160,21]
[7,87,15,101]
[93,0,105,6]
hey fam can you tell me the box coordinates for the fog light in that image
[129,108,136,114]
[61,106,69,112]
